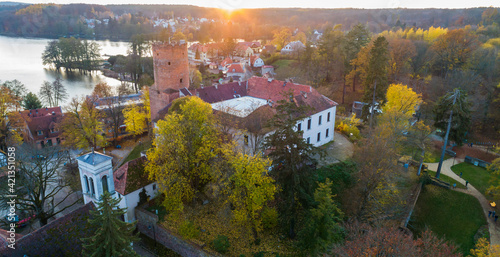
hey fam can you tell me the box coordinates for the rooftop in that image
[76,152,113,166]
[211,96,268,118]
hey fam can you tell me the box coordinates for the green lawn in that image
[121,140,152,166]
[401,146,450,163]
[426,170,467,189]
[409,185,487,255]
[272,59,296,70]
[451,163,496,199]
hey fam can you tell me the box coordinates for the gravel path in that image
[315,132,354,167]
[425,158,500,247]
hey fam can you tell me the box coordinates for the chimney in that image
[310,86,312,92]
[246,81,248,90]
[215,84,218,90]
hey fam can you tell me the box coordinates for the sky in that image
[19,0,500,9]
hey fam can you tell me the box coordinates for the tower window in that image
[180,78,183,83]
[168,62,171,65]
[102,175,108,193]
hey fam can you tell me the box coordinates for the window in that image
[102,175,108,193]
[327,112,331,122]
[244,135,249,146]
[326,129,329,138]
[89,178,95,195]
[47,139,52,146]
[153,184,157,190]
[180,78,183,83]
[307,137,310,144]
[297,123,301,131]
[168,61,171,65]
[318,115,322,125]
[317,132,321,142]
[37,130,43,135]
[84,175,89,193]
[56,138,61,144]
[307,119,311,130]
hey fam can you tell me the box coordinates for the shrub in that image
[261,207,278,230]
[213,235,230,254]
[253,251,265,257]
[335,115,361,141]
[178,220,199,239]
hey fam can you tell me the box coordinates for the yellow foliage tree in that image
[486,158,500,203]
[123,102,147,137]
[146,96,221,214]
[272,28,292,51]
[0,86,23,151]
[61,96,107,150]
[470,237,500,257]
[226,151,276,240]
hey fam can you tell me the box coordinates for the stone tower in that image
[77,151,115,204]
[150,42,190,120]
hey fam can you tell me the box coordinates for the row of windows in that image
[83,175,108,196]
[298,112,331,131]
[306,128,330,144]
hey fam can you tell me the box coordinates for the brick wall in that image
[150,42,190,120]
[135,207,217,257]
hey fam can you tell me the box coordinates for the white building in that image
[281,41,306,55]
[77,152,158,222]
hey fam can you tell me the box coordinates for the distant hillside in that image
[0,1,27,6]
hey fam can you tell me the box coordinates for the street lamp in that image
[148,224,157,252]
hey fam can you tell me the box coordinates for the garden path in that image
[425,158,500,247]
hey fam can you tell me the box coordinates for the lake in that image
[0,35,130,104]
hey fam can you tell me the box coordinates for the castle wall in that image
[150,43,190,120]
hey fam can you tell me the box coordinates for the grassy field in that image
[451,163,496,199]
[426,170,467,189]
[121,139,152,166]
[401,146,451,163]
[409,185,486,255]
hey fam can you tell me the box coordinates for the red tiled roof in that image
[113,156,152,195]
[221,57,232,67]
[227,63,244,73]
[20,107,63,141]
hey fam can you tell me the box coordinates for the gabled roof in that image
[20,107,63,141]
[77,152,113,166]
[114,156,153,195]
[227,63,244,73]
[250,55,263,66]
[221,57,232,67]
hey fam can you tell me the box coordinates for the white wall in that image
[121,182,159,222]
[298,106,336,147]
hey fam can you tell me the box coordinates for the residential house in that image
[20,107,63,149]
[238,41,262,53]
[261,65,275,77]
[234,44,254,57]
[225,63,246,80]
[281,41,306,55]
[249,55,264,68]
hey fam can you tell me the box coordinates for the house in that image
[249,55,264,68]
[225,63,246,79]
[261,45,276,56]
[20,107,63,149]
[77,152,158,222]
[221,57,233,70]
[261,65,275,77]
[234,44,254,57]
[238,41,262,53]
[281,41,306,55]
[209,62,218,69]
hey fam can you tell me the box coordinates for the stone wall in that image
[135,207,217,257]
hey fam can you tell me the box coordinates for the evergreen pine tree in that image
[82,191,139,257]
[23,92,43,110]
[362,36,389,118]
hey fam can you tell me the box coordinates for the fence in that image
[464,156,491,168]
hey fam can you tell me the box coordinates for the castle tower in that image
[150,42,190,120]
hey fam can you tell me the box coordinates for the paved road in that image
[425,158,500,247]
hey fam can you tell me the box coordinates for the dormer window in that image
[50,128,58,133]
[37,130,43,135]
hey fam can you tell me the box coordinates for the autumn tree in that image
[262,93,319,238]
[171,31,187,43]
[226,151,276,241]
[342,23,371,92]
[82,191,139,257]
[92,83,124,145]
[146,96,222,214]
[486,158,500,204]
[331,222,461,256]
[387,38,417,81]
[0,85,23,152]
[61,96,107,150]
[272,27,292,51]
[298,179,344,255]
[189,69,202,89]
[2,79,27,107]
[123,102,147,137]
[431,29,478,76]
[470,237,500,257]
